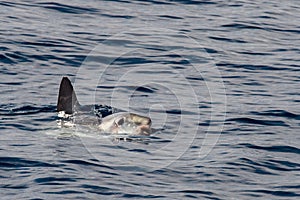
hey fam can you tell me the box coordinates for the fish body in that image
[57,77,152,135]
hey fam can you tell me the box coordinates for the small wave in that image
[135,86,156,93]
[240,143,300,155]
[226,117,289,126]
[250,110,299,120]
[159,15,183,20]
[170,0,217,5]
[0,104,56,116]
[0,54,17,64]
[169,189,214,199]
[81,184,121,196]
[36,2,99,14]
[0,104,57,131]
[34,177,77,184]
[216,62,291,71]
[240,189,299,197]
[61,159,113,170]
[209,36,247,43]
[101,13,134,19]
[0,157,59,168]
[122,193,166,198]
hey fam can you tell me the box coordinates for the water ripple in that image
[1,0,299,199]
[36,2,99,14]
[0,104,56,116]
[250,110,299,120]
[0,157,59,168]
[240,143,300,155]
[226,117,289,127]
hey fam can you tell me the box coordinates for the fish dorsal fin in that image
[57,77,80,114]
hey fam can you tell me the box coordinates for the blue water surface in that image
[0,0,299,199]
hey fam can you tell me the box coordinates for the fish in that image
[57,77,152,136]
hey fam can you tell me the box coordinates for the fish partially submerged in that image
[57,77,152,136]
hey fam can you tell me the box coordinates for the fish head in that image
[98,112,152,136]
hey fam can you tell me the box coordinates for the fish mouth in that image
[123,113,152,135]
[134,124,152,136]
[128,113,151,126]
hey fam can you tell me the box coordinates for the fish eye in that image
[116,118,124,126]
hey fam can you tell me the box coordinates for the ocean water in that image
[1,0,300,199]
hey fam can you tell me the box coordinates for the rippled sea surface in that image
[1,0,300,199]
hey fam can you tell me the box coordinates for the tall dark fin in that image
[57,77,80,114]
